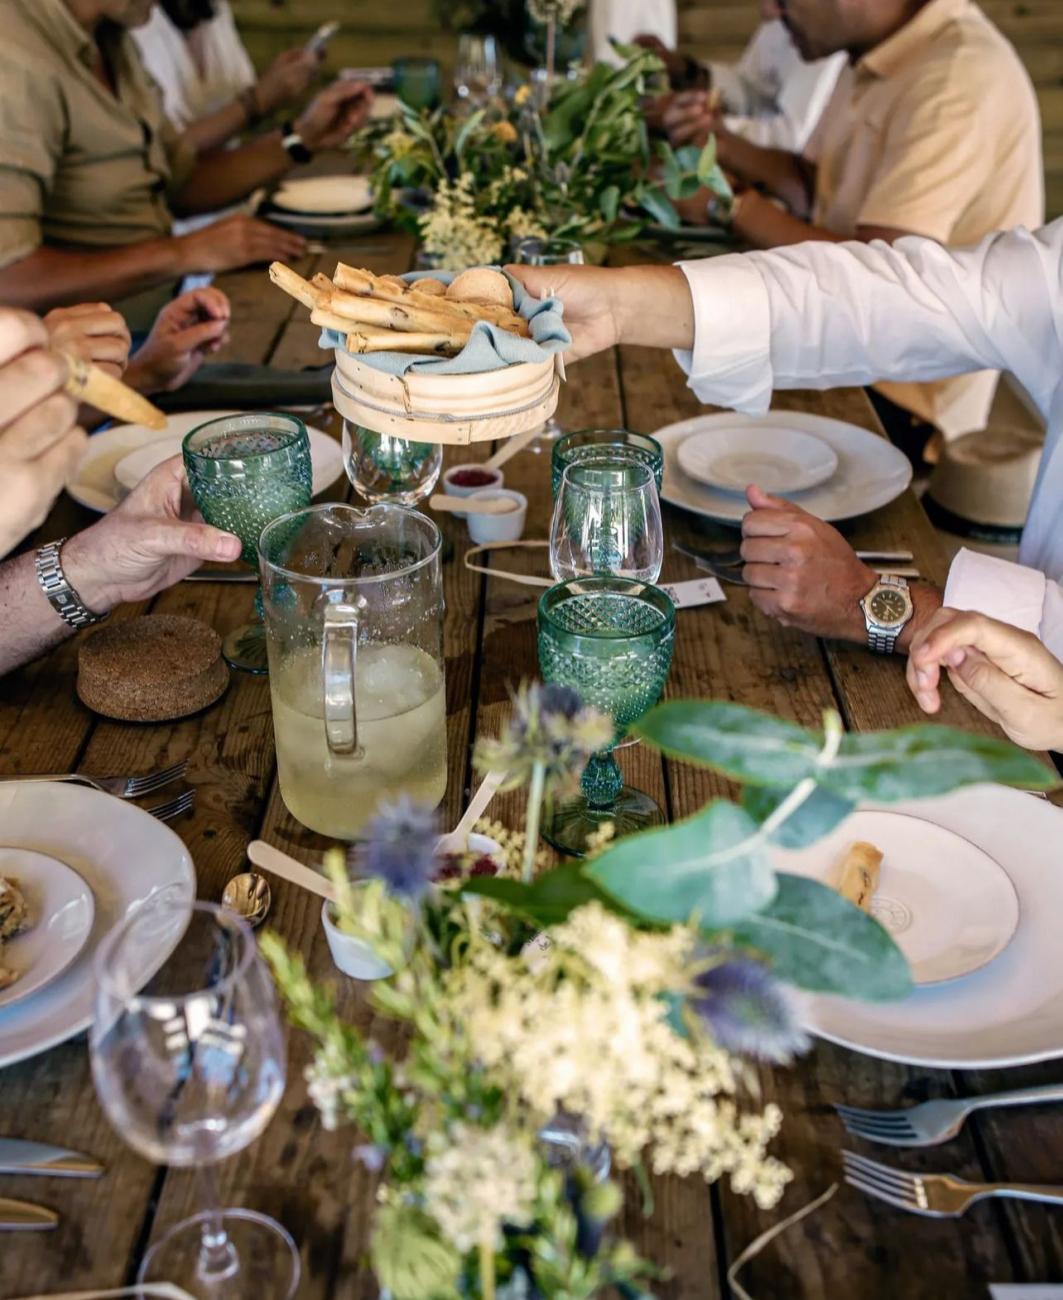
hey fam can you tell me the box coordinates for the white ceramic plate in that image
[676,424,839,495]
[0,849,95,1010]
[67,411,346,514]
[777,810,1019,987]
[654,411,912,526]
[772,787,1063,1068]
[0,783,195,1069]
[270,175,373,215]
[266,209,383,235]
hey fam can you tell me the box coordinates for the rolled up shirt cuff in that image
[943,547,1063,660]
[674,256,773,414]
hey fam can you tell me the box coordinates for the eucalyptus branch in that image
[757,710,844,842]
[523,761,546,883]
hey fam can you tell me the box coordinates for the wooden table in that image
[3,230,1063,1300]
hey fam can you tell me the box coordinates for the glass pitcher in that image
[258,503,447,840]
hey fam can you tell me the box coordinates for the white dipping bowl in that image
[466,488,527,545]
[443,464,505,499]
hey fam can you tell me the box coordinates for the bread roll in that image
[836,841,883,912]
[446,268,513,308]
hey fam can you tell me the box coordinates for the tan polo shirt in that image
[805,0,1044,437]
[0,0,194,266]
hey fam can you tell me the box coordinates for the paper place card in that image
[659,576,727,608]
[990,1287,1063,1299]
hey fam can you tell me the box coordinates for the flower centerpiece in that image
[354,46,731,268]
[264,685,1053,1299]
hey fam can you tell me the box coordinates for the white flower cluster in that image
[446,903,792,1209]
[423,1122,538,1252]
[420,174,505,270]
[305,1044,357,1132]
[528,0,585,24]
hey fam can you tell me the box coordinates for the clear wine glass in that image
[550,461,664,584]
[512,237,584,446]
[454,33,502,106]
[90,893,296,1300]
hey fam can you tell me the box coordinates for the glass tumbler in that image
[342,422,442,506]
[550,462,664,584]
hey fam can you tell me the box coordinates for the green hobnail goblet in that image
[551,429,665,498]
[183,413,312,675]
[537,575,676,857]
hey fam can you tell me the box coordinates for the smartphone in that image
[305,20,340,57]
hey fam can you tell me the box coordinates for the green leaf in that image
[633,700,822,787]
[821,724,1058,801]
[695,137,719,185]
[453,108,486,162]
[725,874,913,1000]
[637,185,681,229]
[461,863,635,928]
[587,801,777,927]
[599,184,620,222]
[743,783,856,849]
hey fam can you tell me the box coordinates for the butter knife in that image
[0,1139,103,1178]
[0,1196,58,1230]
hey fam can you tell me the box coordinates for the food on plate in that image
[835,841,883,912]
[78,613,229,722]
[0,877,30,990]
[268,261,530,358]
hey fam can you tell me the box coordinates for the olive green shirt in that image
[0,0,195,268]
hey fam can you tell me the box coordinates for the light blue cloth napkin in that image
[318,268,570,376]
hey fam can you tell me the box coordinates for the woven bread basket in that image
[331,350,559,446]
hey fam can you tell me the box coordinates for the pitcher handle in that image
[322,602,363,758]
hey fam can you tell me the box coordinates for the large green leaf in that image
[743,784,856,849]
[821,724,1057,801]
[633,700,821,787]
[725,874,913,1000]
[461,864,634,928]
[637,186,681,229]
[587,801,777,927]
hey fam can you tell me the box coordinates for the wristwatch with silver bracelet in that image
[859,574,913,654]
[35,539,107,631]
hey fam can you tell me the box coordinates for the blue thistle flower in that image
[348,795,439,901]
[692,954,810,1064]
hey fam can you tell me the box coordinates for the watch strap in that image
[863,574,910,656]
[281,122,312,164]
[35,540,107,631]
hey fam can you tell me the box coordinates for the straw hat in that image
[924,427,1044,541]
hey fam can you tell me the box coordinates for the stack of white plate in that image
[774,786,1063,1069]
[265,175,380,235]
[0,783,196,1069]
[653,410,912,525]
[66,410,346,515]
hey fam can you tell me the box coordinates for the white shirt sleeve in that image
[675,221,1063,419]
[943,549,1063,662]
[586,0,676,64]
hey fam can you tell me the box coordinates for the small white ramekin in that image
[465,488,528,545]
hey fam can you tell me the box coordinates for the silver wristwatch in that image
[859,574,913,654]
[35,539,107,631]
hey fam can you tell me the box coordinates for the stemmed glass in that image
[90,894,295,1300]
[512,237,584,445]
[551,428,664,499]
[550,462,664,584]
[342,422,442,506]
[537,576,676,856]
[183,413,312,675]
[454,34,502,106]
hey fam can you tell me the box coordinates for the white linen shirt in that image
[587,0,677,66]
[709,21,845,153]
[675,221,1063,658]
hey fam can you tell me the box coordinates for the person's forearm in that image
[717,132,814,214]
[0,551,74,675]
[733,190,846,249]
[613,265,696,351]
[174,133,292,216]
[182,97,252,156]
[0,242,188,314]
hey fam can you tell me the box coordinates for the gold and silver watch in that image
[859,574,913,655]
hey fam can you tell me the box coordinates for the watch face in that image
[868,588,909,624]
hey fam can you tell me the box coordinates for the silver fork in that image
[145,789,196,823]
[0,761,188,800]
[835,1083,1063,1147]
[843,1149,1063,1216]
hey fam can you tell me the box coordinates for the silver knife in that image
[181,570,258,584]
[0,1139,104,1178]
[0,1196,58,1229]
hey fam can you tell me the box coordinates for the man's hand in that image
[0,308,87,558]
[908,609,1063,751]
[663,89,721,149]
[62,456,242,613]
[43,302,131,379]
[295,79,373,152]
[634,34,687,85]
[507,264,626,361]
[741,484,878,639]
[256,47,322,114]
[126,288,231,394]
[177,214,306,275]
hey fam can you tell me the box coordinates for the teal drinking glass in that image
[392,57,442,110]
[551,428,664,498]
[537,576,676,856]
[183,413,312,674]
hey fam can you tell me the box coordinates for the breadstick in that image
[835,841,883,912]
[59,352,166,430]
[332,263,530,336]
[346,329,463,357]
[311,272,335,296]
[325,289,475,338]
[311,305,373,334]
[268,262,323,310]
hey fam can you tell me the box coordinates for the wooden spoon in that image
[247,840,336,904]
[429,493,519,515]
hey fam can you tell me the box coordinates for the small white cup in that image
[466,488,527,545]
[443,463,504,499]
[320,899,395,981]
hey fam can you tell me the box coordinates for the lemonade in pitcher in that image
[270,643,446,839]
